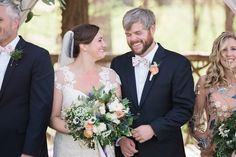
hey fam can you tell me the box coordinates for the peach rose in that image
[83,129,93,138]
[149,64,159,75]
[149,62,160,81]
[116,111,125,119]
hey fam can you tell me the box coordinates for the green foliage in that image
[42,0,65,9]
[213,112,236,157]
[24,0,65,23]
[10,49,23,61]
[25,11,34,23]
[63,86,133,149]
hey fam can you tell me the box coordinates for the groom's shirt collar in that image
[134,42,158,64]
[144,42,158,63]
[6,36,20,50]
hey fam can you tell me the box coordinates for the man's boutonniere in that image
[149,61,160,81]
[10,49,23,66]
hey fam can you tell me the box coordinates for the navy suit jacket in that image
[0,37,54,157]
[111,44,195,157]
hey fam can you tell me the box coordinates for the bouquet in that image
[63,86,133,149]
[213,111,236,157]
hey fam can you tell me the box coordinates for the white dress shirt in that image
[0,36,20,90]
[134,43,158,104]
[115,43,159,147]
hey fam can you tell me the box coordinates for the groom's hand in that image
[21,154,33,157]
[132,125,155,143]
[119,137,138,157]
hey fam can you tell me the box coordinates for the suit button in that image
[137,112,141,116]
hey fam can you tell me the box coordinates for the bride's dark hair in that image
[71,24,99,58]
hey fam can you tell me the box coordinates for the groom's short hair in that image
[122,7,156,31]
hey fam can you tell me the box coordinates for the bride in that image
[50,24,121,157]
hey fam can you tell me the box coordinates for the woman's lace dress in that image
[189,77,236,157]
[53,66,121,157]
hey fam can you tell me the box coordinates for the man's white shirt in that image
[0,36,20,90]
[115,43,159,146]
[134,43,158,104]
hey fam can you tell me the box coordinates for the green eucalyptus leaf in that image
[42,0,55,5]
[25,11,33,23]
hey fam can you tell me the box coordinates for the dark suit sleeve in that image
[150,59,195,141]
[23,49,54,155]
[110,58,116,71]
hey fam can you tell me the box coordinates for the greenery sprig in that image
[10,49,23,61]
[213,111,236,157]
[11,0,66,23]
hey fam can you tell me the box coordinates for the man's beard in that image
[0,29,12,46]
[129,36,153,56]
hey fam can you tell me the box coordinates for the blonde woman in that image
[189,32,236,157]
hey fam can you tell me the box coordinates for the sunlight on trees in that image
[18,0,235,56]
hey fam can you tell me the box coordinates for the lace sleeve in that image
[109,69,121,97]
[189,76,210,149]
[54,69,65,91]
[100,67,121,97]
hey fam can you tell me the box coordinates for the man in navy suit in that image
[111,7,195,157]
[0,1,54,157]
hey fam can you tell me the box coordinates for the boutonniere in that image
[149,61,160,81]
[10,49,23,66]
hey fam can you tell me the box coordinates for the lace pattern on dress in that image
[99,67,121,93]
[189,82,236,155]
[55,66,76,91]
[55,66,120,93]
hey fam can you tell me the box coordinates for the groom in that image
[0,1,54,157]
[111,7,195,157]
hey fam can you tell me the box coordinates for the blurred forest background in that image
[19,0,236,57]
[17,1,235,155]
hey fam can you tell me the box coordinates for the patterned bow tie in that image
[132,56,149,67]
[0,45,13,55]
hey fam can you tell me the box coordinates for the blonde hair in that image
[205,31,236,88]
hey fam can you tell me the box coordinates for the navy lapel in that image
[125,53,139,108]
[0,37,26,99]
[139,44,167,107]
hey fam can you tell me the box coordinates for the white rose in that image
[105,113,120,124]
[99,105,106,115]
[94,123,107,134]
[107,98,124,112]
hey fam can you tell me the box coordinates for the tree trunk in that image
[225,4,234,32]
[61,0,89,36]
[191,0,203,50]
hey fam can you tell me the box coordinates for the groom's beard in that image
[128,33,153,56]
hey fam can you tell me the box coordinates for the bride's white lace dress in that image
[53,66,121,157]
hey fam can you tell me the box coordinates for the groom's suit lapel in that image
[126,53,139,108]
[0,37,26,100]
[139,44,167,107]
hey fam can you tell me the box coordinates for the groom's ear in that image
[149,25,156,35]
[11,17,20,31]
